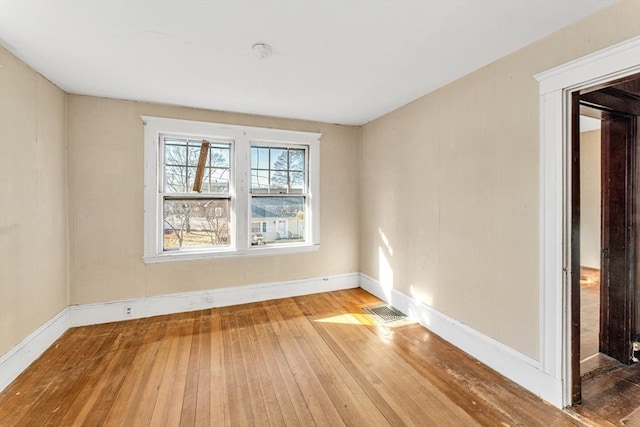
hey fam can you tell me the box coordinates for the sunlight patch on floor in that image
[314,313,377,326]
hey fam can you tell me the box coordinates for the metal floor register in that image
[364,304,407,323]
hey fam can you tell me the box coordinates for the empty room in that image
[1,1,640,425]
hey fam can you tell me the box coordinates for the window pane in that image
[252,147,269,169]
[209,168,230,193]
[164,165,186,192]
[163,199,231,250]
[187,142,202,167]
[270,171,288,191]
[270,148,288,170]
[289,172,305,193]
[289,149,305,171]
[251,170,269,193]
[187,167,198,191]
[210,146,230,168]
[250,196,304,245]
[165,143,187,166]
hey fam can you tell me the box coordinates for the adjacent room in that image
[1,0,640,425]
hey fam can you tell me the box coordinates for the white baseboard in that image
[70,273,360,327]
[1,272,560,407]
[0,272,359,393]
[359,273,558,407]
[0,308,70,391]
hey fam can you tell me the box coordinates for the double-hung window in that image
[250,145,307,246]
[142,116,320,262]
[161,137,232,251]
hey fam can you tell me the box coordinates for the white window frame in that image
[142,116,321,263]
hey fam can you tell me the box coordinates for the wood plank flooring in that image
[580,267,601,364]
[0,288,587,426]
[579,267,640,425]
[581,361,640,426]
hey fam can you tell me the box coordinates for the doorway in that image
[572,74,640,422]
[534,35,640,410]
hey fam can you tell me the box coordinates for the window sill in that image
[143,243,320,264]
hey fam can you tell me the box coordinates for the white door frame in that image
[535,35,640,408]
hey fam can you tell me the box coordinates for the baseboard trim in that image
[70,273,361,327]
[359,273,555,406]
[1,272,556,406]
[0,307,70,391]
[0,273,359,393]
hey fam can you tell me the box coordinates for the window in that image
[143,116,320,262]
[251,145,307,246]
[251,221,267,234]
[162,137,232,251]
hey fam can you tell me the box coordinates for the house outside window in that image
[142,116,321,262]
[251,221,267,234]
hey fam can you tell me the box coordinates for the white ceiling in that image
[0,0,616,126]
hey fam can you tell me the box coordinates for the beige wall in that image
[0,48,69,355]
[2,0,640,366]
[580,129,602,269]
[66,97,360,304]
[360,0,640,359]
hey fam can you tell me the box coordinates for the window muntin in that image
[142,116,320,262]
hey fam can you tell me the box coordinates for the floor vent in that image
[364,304,407,323]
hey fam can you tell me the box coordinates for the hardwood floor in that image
[580,267,601,365]
[579,267,640,425]
[581,361,640,426]
[1,288,588,426]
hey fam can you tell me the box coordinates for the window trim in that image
[142,116,321,263]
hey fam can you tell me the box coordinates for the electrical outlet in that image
[124,306,132,317]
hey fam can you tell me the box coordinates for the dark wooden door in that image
[600,112,637,364]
